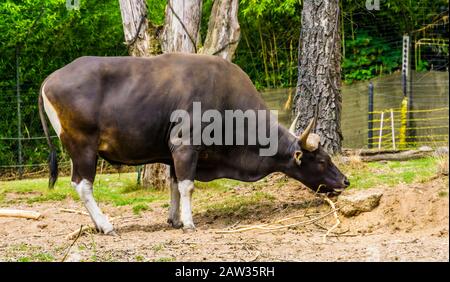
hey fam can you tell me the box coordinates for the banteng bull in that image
[38,53,349,234]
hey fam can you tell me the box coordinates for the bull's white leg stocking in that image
[178,180,195,230]
[73,179,114,234]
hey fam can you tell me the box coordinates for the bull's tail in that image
[38,80,58,189]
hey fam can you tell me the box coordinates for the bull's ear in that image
[294,150,303,166]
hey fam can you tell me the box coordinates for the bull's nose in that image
[343,178,350,187]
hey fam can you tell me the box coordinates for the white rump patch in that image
[42,82,62,137]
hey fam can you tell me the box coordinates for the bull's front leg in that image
[170,146,198,232]
[167,171,183,228]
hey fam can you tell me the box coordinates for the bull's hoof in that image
[95,220,115,235]
[167,218,183,229]
[95,226,116,235]
[182,224,196,233]
[105,230,118,236]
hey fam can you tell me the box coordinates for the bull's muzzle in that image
[329,177,350,195]
[343,178,350,187]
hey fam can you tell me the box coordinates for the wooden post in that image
[378,111,384,150]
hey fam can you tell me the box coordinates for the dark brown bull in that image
[39,53,349,234]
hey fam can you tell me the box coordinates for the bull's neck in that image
[276,125,298,161]
[259,125,297,174]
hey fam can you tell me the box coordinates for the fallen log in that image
[358,149,401,156]
[0,209,41,220]
[341,148,434,162]
[359,150,432,162]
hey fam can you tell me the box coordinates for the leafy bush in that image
[342,32,401,84]
[0,0,127,168]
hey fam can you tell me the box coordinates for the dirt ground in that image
[0,175,448,262]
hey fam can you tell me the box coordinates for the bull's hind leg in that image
[69,148,114,235]
[171,146,198,232]
[167,166,182,228]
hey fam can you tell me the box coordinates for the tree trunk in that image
[199,0,240,61]
[119,0,161,57]
[119,0,168,190]
[161,0,203,53]
[141,162,170,189]
[292,0,343,155]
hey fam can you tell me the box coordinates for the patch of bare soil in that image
[0,176,448,262]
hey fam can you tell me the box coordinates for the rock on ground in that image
[337,189,383,217]
[434,147,449,157]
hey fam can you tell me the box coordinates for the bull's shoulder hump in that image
[64,54,234,70]
[156,52,232,66]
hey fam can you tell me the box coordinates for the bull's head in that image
[287,113,350,195]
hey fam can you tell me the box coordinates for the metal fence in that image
[341,70,449,149]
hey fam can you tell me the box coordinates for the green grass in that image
[0,173,167,206]
[132,203,151,215]
[7,243,55,262]
[152,243,164,252]
[135,255,145,262]
[195,178,242,192]
[341,156,441,189]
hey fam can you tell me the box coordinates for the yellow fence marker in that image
[399,97,408,149]
[378,112,384,150]
[390,109,396,150]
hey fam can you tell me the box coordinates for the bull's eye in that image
[318,160,326,171]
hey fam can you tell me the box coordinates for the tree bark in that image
[119,0,161,57]
[293,0,343,155]
[161,0,203,53]
[141,162,170,190]
[199,0,240,61]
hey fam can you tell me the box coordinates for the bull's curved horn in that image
[299,113,320,151]
[299,118,314,147]
[289,113,300,135]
